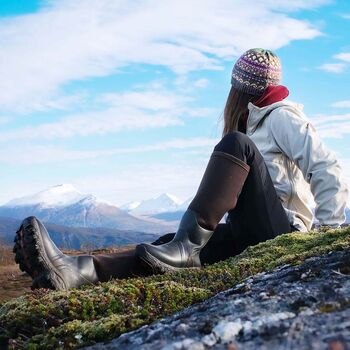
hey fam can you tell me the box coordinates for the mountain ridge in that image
[126,193,184,215]
[0,185,177,234]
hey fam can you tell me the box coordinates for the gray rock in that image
[84,249,350,350]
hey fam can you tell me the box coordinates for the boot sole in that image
[135,245,200,274]
[13,217,66,290]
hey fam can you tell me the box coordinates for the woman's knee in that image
[214,131,251,157]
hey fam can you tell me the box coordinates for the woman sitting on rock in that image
[13,48,349,291]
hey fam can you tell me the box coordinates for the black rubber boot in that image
[13,216,99,290]
[136,151,250,273]
[136,209,213,273]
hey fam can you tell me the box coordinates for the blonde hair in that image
[222,86,259,136]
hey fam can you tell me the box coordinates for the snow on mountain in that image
[128,193,183,215]
[0,185,176,234]
[5,184,86,208]
[120,201,141,211]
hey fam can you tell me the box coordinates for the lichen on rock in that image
[101,248,350,349]
[0,226,349,349]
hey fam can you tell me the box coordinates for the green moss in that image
[1,226,349,349]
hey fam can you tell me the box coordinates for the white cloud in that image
[0,108,182,141]
[319,52,350,74]
[318,63,347,73]
[0,155,209,206]
[260,0,331,11]
[0,84,219,141]
[311,113,350,138]
[331,100,350,108]
[14,93,88,114]
[0,0,324,113]
[76,161,208,206]
[193,79,210,88]
[0,137,217,165]
[99,90,192,111]
[334,52,350,63]
[173,76,211,95]
[0,139,215,204]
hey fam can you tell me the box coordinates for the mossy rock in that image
[1,226,350,349]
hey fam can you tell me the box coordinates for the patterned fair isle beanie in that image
[231,48,282,96]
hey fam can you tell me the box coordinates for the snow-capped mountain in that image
[120,201,141,212]
[0,185,175,234]
[127,193,183,215]
[5,184,86,208]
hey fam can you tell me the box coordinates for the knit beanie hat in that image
[231,48,282,96]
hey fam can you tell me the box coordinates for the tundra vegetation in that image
[0,226,349,349]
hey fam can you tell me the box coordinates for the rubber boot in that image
[13,216,99,290]
[135,151,250,273]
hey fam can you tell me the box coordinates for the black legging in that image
[93,132,297,280]
[153,131,296,265]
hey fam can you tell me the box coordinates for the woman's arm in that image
[269,107,349,228]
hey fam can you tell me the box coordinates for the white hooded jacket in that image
[246,100,348,232]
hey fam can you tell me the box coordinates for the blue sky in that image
[0,0,349,206]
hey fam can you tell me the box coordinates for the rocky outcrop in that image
[1,226,349,349]
[86,249,350,350]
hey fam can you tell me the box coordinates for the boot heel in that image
[32,272,55,290]
[189,253,202,268]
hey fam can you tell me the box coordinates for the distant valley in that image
[0,216,161,250]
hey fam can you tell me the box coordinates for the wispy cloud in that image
[334,52,350,63]
[311,113,350,138]
[76,161,208,205]
[98,90,192,111]
[0,108,182,141]
[318,62,347,73]
[0,0,324,113]
[331,100,350,108]
[193,79,210,88]
[0,137,217,165]
[0,85,217,141]
[319,52,350,74]
[260,0,331,11]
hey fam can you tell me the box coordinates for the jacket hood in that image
[254,85,289,108]
[246,100,304,134]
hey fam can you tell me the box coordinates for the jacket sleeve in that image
[269,107,349,228]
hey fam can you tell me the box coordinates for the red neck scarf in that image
[238,85,289,133]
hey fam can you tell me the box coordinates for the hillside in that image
[1,225,349,349]
[0,244,137,305]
